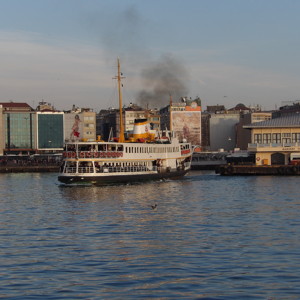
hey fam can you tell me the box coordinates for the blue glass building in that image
[37,113,64,150]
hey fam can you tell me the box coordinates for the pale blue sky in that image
[1,0,300,111]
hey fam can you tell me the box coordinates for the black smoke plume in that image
[137,54,189,108]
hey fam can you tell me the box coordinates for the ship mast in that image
[169,93,173,132]
[116,58,125,142]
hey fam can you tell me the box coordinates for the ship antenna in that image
[114,58,125,142]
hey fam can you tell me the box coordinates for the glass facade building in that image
[37,113,64,149]
[5,113,35,151]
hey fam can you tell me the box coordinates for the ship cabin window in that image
[78,145,92,152]
[116,145,123,151]
[66,144,76,152]
[99,144,107,151]
[65,161,76,173]
[78,161,93,173]
[108,144,116,151]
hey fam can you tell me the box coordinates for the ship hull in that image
[58,169,189,185]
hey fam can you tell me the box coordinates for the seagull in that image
[151,204,158,210]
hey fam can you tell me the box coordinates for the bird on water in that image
[151,204,158,210]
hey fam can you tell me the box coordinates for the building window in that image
[254,134,262,144]
[292,133,300,142]
[84,116,94,121]
[282,133,291,144]
[272,133,281,143]
[263,133,271,144]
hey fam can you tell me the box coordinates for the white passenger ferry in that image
[58,60,192,185]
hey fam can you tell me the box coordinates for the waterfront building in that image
[244,113,300,165]
[0,102,35,155]
[209,113,240,151]
[97,108,118,141]
[272,101,300,118]
[160,97,202,149]
[204,103,256,152]
[36,112,64,152]
[236,111,272,150]
[64,108,96,143]
[36,100,56,112]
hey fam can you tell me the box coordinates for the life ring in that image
[71,152,76,158]
[80,152,85,158]
[86,152,91,158]
[67,152,72,158]
[256,157,260,161]
[94,152,98,158]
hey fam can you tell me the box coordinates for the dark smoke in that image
[136,54,189,108]
[86,6,189,108]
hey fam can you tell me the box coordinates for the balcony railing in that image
[248,142,300,150]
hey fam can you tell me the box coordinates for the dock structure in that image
[216,164,300,176]
[0,166,59,173]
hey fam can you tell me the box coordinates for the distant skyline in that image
[1,0,300,112]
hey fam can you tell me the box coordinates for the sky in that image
[1,0,300,112]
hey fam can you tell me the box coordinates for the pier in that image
[216,164,300,176]
[0,165,59,173]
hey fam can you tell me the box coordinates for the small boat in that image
[58,59,192,185]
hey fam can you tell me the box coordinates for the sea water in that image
[0,171,300,299]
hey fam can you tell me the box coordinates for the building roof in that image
[228,103,250,111]
[244,113,300,128]
[0,102,33,110]
[206,105,225,113]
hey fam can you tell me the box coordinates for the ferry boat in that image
[58,60,192,185]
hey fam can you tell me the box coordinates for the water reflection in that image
[1,172,300,299]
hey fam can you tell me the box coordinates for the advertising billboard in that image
[172,111,201,146]
[64,113,84,141]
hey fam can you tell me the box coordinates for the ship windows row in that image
[125,146,179,154]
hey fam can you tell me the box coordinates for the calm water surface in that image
[0,171,300,299]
